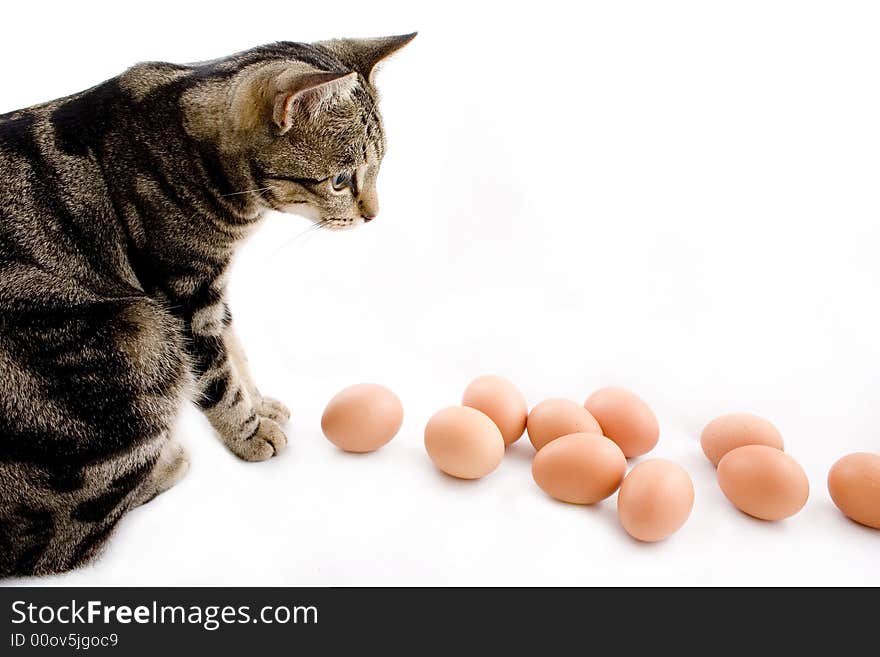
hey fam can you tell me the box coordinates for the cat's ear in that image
[316,33,417,84]
[272,70,358,134]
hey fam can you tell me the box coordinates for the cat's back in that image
[0,86,142,304]
[0,55,227,270]
[0,108,46,205]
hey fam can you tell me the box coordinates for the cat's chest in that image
[129,241,231,315]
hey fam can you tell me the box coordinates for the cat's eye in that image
[331,171,352,191]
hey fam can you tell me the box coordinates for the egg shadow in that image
[431,467,490,486]
[412,449,492,488]
[532,488,641,544]
[837,514,880,535]
[579,498,619,524]
[504,440,535,465]
[323,439,400,463]
[578,491,698,548]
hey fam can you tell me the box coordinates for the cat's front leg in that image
[189,299,287,461]
[223,320,291,425]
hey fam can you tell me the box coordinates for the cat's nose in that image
[359,197,379,222]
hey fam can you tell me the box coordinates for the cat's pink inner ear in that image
[272,93,297,133]
[271,70,357,134]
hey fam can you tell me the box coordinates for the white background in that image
[3,1,879,586]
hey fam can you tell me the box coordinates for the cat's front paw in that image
[227,417,288,462]
[260,397,291,424]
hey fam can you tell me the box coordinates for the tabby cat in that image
[0,33,415,577]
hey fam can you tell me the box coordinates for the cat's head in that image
[187,34,415,229]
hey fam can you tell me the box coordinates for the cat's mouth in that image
[320,217,366,231]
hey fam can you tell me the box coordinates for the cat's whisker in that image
[220,185,279,198]
[265,219,331,260]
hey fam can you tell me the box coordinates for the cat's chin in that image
[322,219,366,231]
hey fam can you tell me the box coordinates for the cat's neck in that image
[53,74,267,296]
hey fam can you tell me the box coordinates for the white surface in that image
[3,1,880,586]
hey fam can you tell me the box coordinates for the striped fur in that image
[0,34,415,577]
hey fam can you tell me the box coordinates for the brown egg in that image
[828,453,880,530]
[532,433,626,504]
[462,375,528,446]
[527,398,602,451]
[717,445,809,520]
[700,413,784,467]
[584,387,659,458]
[321,383,403,453]
[424,406,504,479]
[617,459,694,542]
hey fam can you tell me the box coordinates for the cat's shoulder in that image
[117,60,194,102]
